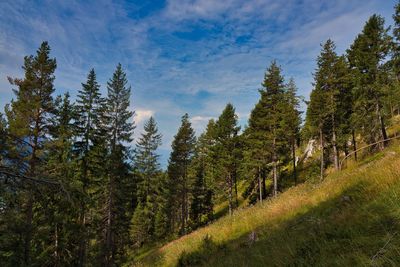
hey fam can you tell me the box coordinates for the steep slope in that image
[131,143,400,266]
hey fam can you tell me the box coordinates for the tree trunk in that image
[273,137,278,197]
[24,124,39,266]
[54,223,59,267]
[258,166,262,203]
[319,128,324,181]
[181,184,186,234]
[78,163,88,267]
[332,125,339,170]
[234,168,238,208]
[352,129,357,161]
[78,204,87,267]
[24,195,33,265]
[378,104,388,147]
[344,141,349,157]
[105,174,114,267]
[262,171,266,198]
[228,172,233,216]
[291,139,297,185]
[181,161,188,234]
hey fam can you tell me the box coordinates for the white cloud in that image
[0,0,397,160]
[135,109,154,124]
[190,115,214,134]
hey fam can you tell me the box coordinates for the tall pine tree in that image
[73,68,105,266]
[167,114,196,235]
[347,15,391,148]
[214,103,240,215]
[130,116,162,247]
[5,41,57,265]
[102,63,135,266]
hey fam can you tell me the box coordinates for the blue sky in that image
[0,0,397,166]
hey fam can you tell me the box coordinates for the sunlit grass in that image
[131,142,400,266]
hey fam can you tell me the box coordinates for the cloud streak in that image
[0,0,397,166]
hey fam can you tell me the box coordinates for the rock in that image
[341,195,352,203]
[248,231,258,245]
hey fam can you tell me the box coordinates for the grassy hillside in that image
[131,142,400,266]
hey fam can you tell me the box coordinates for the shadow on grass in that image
[177,180,400,267]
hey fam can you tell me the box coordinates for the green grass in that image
[130,142,400,266]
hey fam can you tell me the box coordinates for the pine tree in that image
[283,78,302,184]
[129,202,153,248]
[333,56,353,161]
[153,172,172,239]
[392,1,400,81]
[214,103,240,215]
[387,2,400,117]
[44,92,78,266]
[102,63,135,266]
[167,113,196,235]
[305,40,352,177]
[0,113,7,162]
[135,116,162,203]
[188,126,215,228]
[247,61,288,197]
[5,41,56,265]
[130,116,162,246]
[347,15,391,148]
[73,68,105,266]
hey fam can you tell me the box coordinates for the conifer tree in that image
[214,103,240,214]
[347,15,391,148]
[73,68,105,266]
[153,172,172,239]
[44,93,78,266]
[189,160,212,227]
[102,63,135,266]
[387,2,400,117]
[306,40,352,177]
[188,125,215,227]
[392,1,400,81]
[5,41,56,265]
[284,78,302,184]
[130,116,162,246]
[135,116,162,203]
[247,61,288,196]
[167,113,196,235]
[129,201,153,248]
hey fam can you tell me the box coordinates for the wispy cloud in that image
[135,109,154,124]
[0,0,397,166]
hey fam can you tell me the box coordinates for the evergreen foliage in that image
[2,4,400,265]
[167,114,196,235]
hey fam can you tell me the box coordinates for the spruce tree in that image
[73,68,105,266]
[214,103,240,214]
[247,61,288,197]
[130,116,162,246]
[388,2,400,117]
[188,124,215,227]
[283,78,302,184]
[305,40,352,176]
[45,93,77,266]
[167,113,196,235]
[347,15,391,148]
[102,63,135,266]
[392,1,400,81]
[135,116,162,203]
[153,172,172,239]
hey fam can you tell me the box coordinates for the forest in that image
[1,2,400,267]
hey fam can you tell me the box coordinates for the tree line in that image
[1,3,400,266]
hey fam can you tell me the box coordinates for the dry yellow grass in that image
[131,143,400,266]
